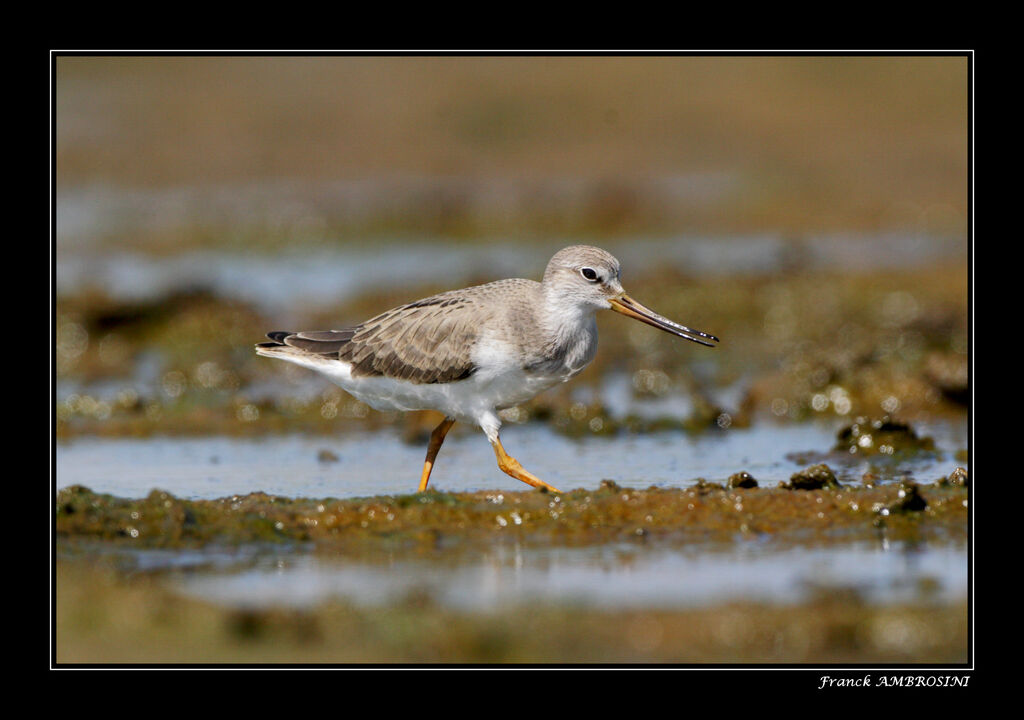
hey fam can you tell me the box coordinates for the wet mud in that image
[57,465,967,552]
[56,261,969,442]
[55,468,968,664]
[54,261,969,664]
[54,260,970,664]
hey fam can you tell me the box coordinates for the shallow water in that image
[55,416,969,616]
[54,417,967,500]
[151,539,966,611]
[55,233,965,312]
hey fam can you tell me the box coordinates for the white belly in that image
[258,327,591,439]
[346,366,562,420]
[261,344,566,425]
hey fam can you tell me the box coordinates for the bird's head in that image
[542,245,719,347]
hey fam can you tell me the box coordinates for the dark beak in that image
[608,294,719,348]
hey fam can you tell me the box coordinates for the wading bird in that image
[257,245,718,492]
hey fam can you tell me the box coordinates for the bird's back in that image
[257,278,544,384]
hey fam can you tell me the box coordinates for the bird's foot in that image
[492,440,562,493]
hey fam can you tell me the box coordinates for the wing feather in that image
[259,279,541,384]
[343,296,481,383]
[260,291,488,384]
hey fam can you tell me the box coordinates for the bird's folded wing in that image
[270,329,358,354]
[265,293,484,384]
[342,296,481,383]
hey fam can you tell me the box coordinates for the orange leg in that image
[418,417,456,492]
[491,436,561,493]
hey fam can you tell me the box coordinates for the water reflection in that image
[166,540,967,611]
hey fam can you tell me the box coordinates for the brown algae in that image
[56,261,968,440]
[834,416,936,456]
[56,479,968,552]
[783,464,841,491]
[54,477,969,664]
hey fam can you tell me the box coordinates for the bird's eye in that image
[580,267,599,282]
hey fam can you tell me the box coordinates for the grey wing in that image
[259,293,483,384]
[341,294,483,383]
[260,329,359,354]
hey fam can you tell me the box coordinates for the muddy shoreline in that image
[55,473,968,664]
[57,469,968,551]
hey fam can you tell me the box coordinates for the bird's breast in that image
[522,316,598,381]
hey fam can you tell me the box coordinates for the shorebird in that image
[256,245,718,493]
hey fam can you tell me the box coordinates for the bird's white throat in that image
[533,285,600,376]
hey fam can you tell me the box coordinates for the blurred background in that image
[56,56,966,232]
[54,54,970,664]
[55,55,968,439]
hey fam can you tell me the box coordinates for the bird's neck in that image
[534,286,599,372]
